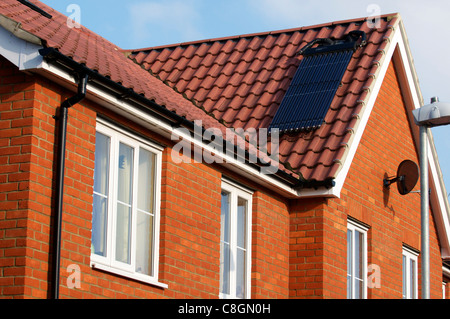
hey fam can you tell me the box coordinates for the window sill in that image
[90,261,169,289]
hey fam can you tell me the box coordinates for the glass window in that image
[220,191,231,295]
[92,132,110,257]
[347,220,368,299]
[91,121,163,286]
[220,180,252,299]
[402,247,418,299]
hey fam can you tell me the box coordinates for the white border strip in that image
[332,24,401,197]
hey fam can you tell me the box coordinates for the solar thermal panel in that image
[269,47,354,134]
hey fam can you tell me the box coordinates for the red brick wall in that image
[252,190,290,298]
[0,55,100,298]
[289,198,328,298]
[1,54,445,299]
[344,60,442,299]
[1,56,55,298]
[1,57,293,299]
[0,56,28,297]
[289,60,443,299]
[159,159,222,298]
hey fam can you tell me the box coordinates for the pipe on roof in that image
[51,73,89,299]
[16,0,52,19]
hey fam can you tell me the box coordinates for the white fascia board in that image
[0,23,43,71]
[332,22,401,198]
[395,22,450,258]
[331,18,450,256]
[427,130,450,258]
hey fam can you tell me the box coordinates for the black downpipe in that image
[51,74,89,299]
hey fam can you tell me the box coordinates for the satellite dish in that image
[383,160,419,195]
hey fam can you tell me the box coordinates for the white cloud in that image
[128,1,204,48]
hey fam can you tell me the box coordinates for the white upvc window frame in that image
[90,119,167,289]
[443,282,447,299]
[402,246,418,299]
[347,219,368,299]
[219,179,253,299]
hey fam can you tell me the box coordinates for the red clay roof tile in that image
[128,14,399,181]
[1,0,400,183]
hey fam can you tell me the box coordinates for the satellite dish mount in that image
[383,160,419,195]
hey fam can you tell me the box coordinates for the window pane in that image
[117,143,134,205]
[355,230,362,279]
[355,278,364,299]
[116,143,133,264]
[237,198,247,249]
[92,194,108,256]
[402,255,406,299]
[410,259,415,299]
[94,132,110,195]
[220,242,230,295]
[220,191,231,295]
[353,230,361,299]
[355,230,364,299]
[116,202,131,264]
[136,211,154,275]
[347,229,352,299]
[236,248,246,298]
[92,132,110,257]
[135,148,156,276]
[236,197,247,298]
[138,149,155,213]
[221,192,230,243]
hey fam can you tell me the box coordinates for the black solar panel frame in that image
[269,48,354,134]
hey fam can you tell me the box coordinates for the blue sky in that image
[40,0,450,195]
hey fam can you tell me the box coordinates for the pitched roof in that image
[0,0,399,184]
[128,15,398,182]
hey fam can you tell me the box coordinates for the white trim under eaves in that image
[0,22,43,71]
[330,17,450,259]
[395,21,450,260]
[331,21,401,198]
[3,21,450,256]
